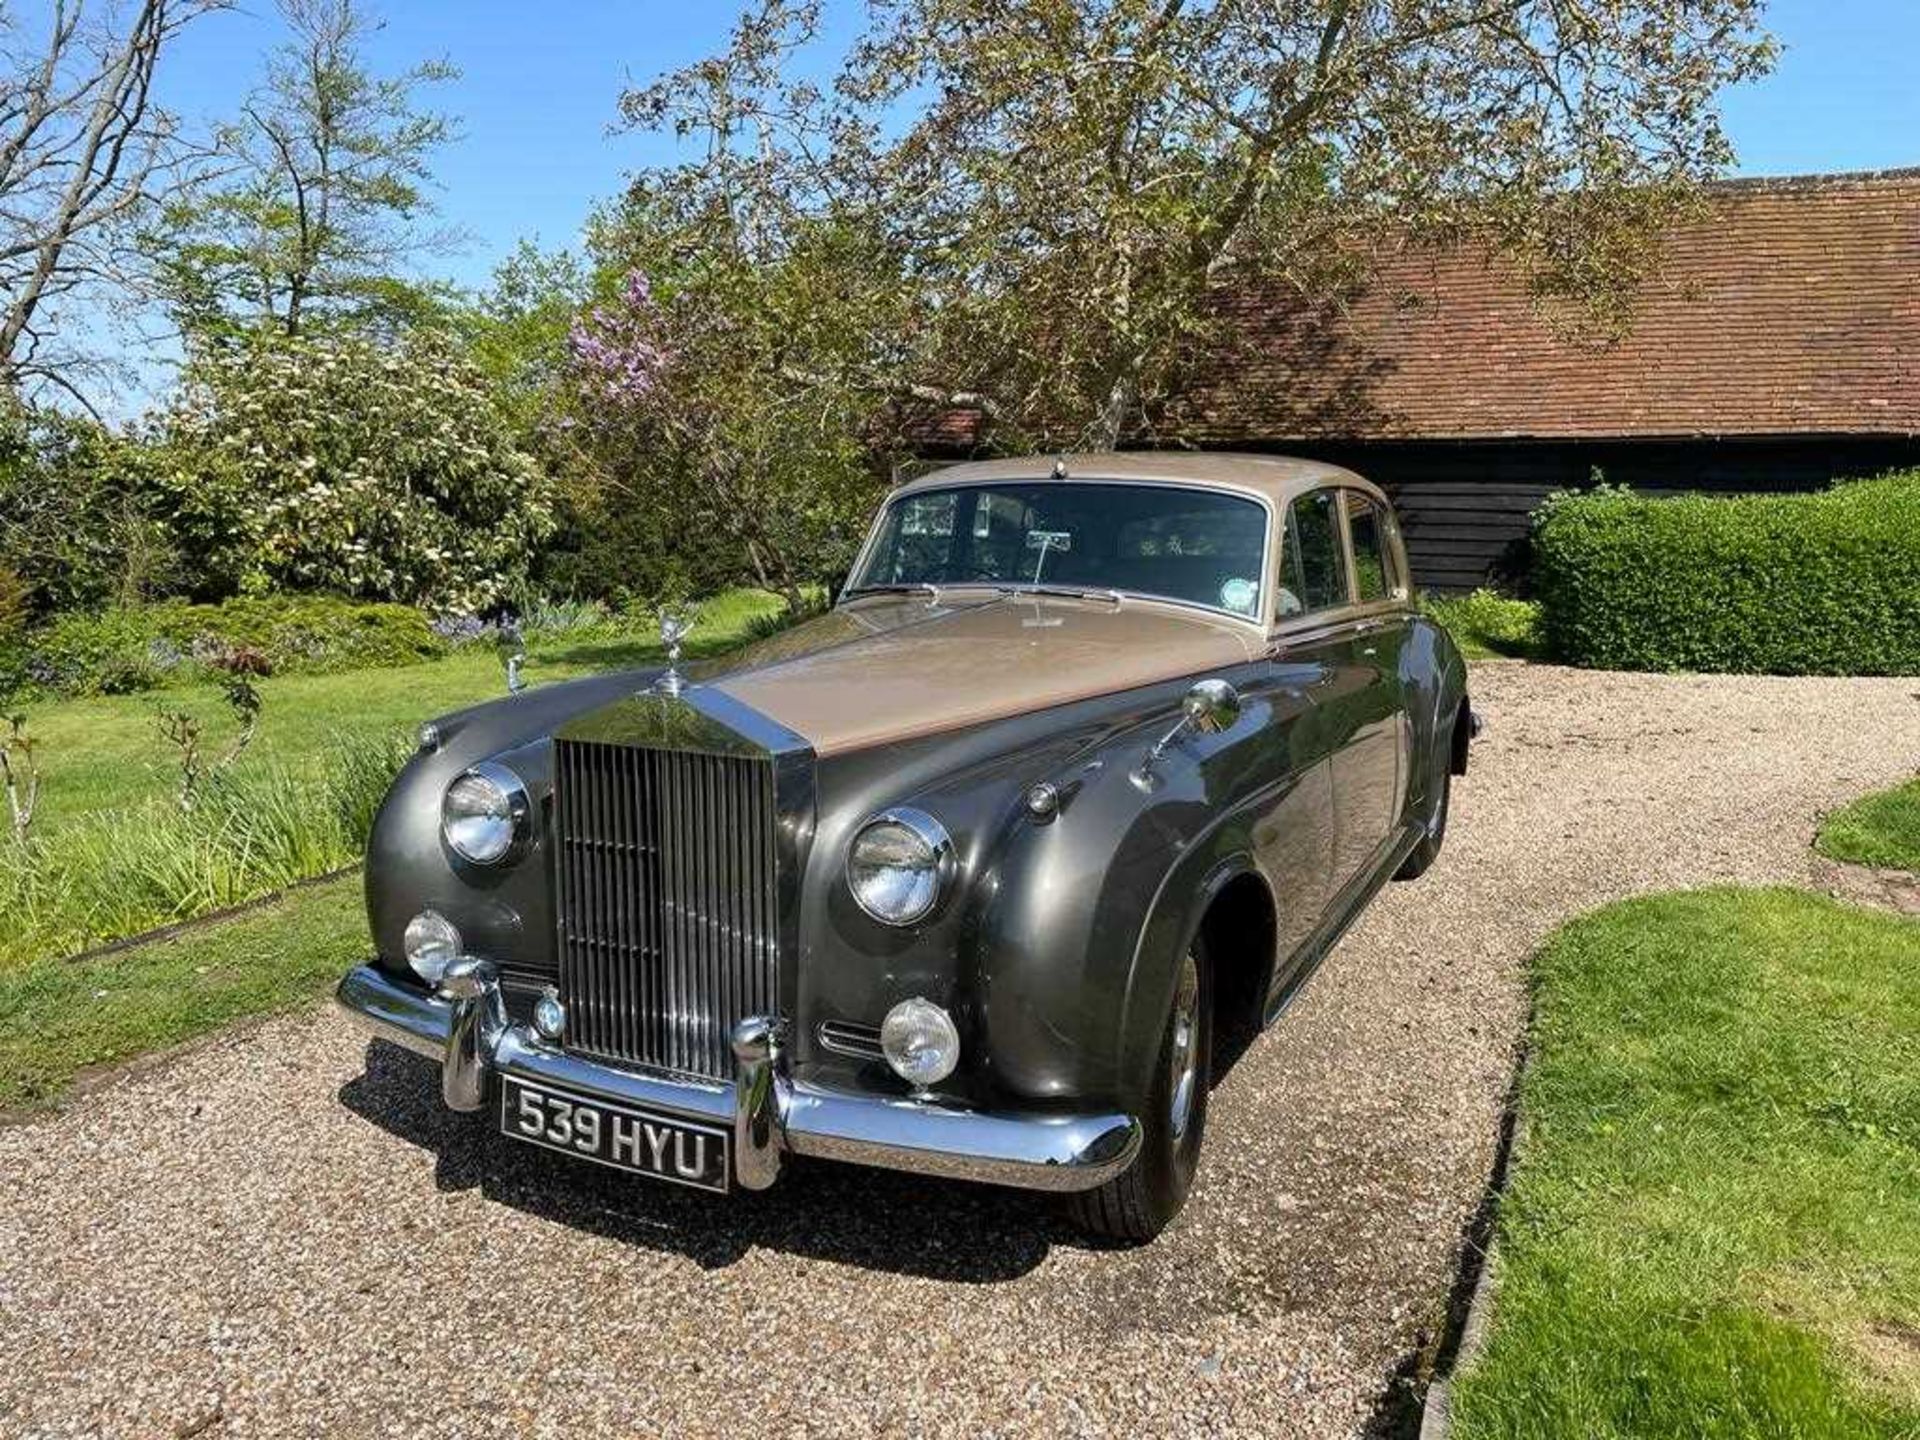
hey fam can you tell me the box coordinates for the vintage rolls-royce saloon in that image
[338,453,1473,1239]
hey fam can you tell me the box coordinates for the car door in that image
[1331,488,1414,879]
[1248,487,1348,967]
[1268,485,1401,903]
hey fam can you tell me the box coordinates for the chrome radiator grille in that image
[553,737,780,1081]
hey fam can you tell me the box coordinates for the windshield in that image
[849,482,1268,618]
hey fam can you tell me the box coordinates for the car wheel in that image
[1394,764,1450,880]
[1067,938,1213,1243]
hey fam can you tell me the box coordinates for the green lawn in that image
[0,871,367,1111]
[1820,778,1920,873]
[1451,888,1920,1439]
[21,586,787,835]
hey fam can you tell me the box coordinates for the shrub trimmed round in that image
[1533,475,1920,675]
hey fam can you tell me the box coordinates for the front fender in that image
[957,663,1314,1112]
[363,668,659,974]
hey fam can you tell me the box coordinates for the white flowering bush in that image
[165,331,555,611]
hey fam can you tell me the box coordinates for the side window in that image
[1343,491,1397,603]
[1278,489,1348,618]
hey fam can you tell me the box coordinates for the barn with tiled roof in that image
[931,169,1920,591]
[1177,168,1920,588]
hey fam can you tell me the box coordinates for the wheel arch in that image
[1118,850,1279,1111]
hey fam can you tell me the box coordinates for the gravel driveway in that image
[4,665,1917,1439]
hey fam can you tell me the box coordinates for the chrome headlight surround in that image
[846,806,954,926]
[441,759,531,865]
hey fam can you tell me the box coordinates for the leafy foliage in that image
[562,223,893,610]
[0,402,189,618]
[1532,475,1920,675]
[164,329,554,609]
[0,733,412,973]
[623,0,1775,450]
[1421,589,1542,661]
[13,594,448,698]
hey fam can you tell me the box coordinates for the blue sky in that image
[155,0,1920,294]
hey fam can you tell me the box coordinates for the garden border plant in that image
[0,586,791,973]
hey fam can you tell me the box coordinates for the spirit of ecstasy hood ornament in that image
[655,608,697,695]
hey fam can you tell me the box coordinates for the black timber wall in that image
[1225,435,1920,593]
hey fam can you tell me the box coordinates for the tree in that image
[455,240,589,440]
[626,0,1775,450]
[150,0,458,340]
[0,0,226,409]
[574,7,940,614]
[564,232,890,615]
[0,397,184,615]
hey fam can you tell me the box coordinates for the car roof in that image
[890,451,1383,512]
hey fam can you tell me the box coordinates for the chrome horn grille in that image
[552,736,780,1081]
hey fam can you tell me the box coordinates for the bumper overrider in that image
[336,957,1142,1194]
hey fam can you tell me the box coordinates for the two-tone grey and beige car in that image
[338,453,1474,1240]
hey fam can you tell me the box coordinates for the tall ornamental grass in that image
[0,731,411,970]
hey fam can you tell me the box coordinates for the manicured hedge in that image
[1533,474,1920,675]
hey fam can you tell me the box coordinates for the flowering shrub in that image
[562,262,882,613]
[164,330,556,611]
[569,270,671,406]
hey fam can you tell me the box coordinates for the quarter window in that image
[1344,492,1396,603]
[1278,489,1348,617]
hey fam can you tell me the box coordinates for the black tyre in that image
[1394,764,1450,880]
[1068,938,1213,1243]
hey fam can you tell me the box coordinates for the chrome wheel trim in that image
[1166,949,1201,1141]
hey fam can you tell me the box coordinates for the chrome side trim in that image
[336,963,1138,1194]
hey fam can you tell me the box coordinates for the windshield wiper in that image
[1025,584,1125,606]
[846,582,947,603]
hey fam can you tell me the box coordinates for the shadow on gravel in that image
[339,1039,1079,1283]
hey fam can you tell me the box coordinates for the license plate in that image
[499,1076,730,1193]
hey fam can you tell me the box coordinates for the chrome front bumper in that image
[336,960,1141,1194]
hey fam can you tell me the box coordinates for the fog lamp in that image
[881,997,960,1089]
[403,909,462,985]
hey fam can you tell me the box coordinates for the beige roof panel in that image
[893,451,1375,511]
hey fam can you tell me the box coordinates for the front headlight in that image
[442,760,530,865]
[846,806,952,925]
